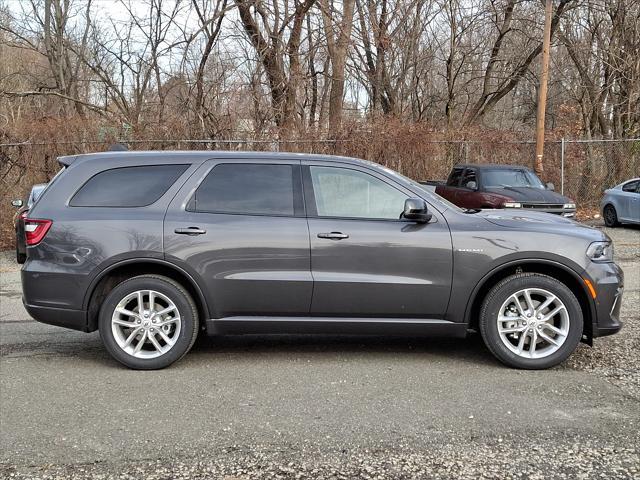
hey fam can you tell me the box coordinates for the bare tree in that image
[0,0,100,116]
[320,0,355,133]
[188,0,228,133]
[464,0,573,125]
[235,0,316,132]
[0,0,636,140]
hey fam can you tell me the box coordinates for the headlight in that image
[503,202,522,208]
[586,241,614,263]
[563,203,576,209]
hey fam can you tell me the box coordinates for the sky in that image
[5,0,163,21]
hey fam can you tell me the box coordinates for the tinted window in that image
[310,166,407,219]
[447,167,464,186]
[193,164,296,216]
[622,180,638,192]
[71,165,188,207]
[461,169,477,189]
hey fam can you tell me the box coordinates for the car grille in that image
[521,203,564,209]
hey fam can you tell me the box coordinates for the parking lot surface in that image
[1,224,638,479]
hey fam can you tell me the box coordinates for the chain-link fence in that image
[1,137,639,245]
[4,136,638,201]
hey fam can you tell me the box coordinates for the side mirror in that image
[466,180,477,190]
[546,182,555,191]
[402,198,432,223]
[11,199,23,208]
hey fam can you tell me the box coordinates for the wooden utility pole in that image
[534,0,553,177]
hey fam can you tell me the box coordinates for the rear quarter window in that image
[622,180,638,192]
[70,164,189,207]
[447,168,464,186]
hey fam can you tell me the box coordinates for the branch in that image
[0,90,112,117]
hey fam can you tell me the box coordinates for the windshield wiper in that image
[463,208,481,214]
[499,184,530,192]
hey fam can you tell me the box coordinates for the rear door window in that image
[447,168,464,186]
[622,180,638,193]
[190,163,300,216]
[461,169,477,189]
[70,164,188,207]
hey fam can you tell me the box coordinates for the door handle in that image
[317,232,349,240]
[174,227,207,235]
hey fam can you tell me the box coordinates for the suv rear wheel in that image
[603,204,619,227]
[479,273,583,369]
[98,275,199,369]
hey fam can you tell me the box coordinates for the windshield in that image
[483,169,545,189]
[28,184,47,208]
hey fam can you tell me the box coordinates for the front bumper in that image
[585,262,624,338]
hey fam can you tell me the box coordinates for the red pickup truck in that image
[427,164,576,217]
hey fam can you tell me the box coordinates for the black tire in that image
[603,204,619,227]
[98,275,199,370]
[16,231,26,264]
[479,273,583,370]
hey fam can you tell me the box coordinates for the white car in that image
[601,178,640,227]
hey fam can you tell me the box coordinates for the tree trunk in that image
[321,0,356,134]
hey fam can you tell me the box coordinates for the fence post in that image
[560,137,565,195]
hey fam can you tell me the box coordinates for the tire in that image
[479,273,583,370]
[16,232,26,264]
[603,204,619,227]
[98,275,199,370]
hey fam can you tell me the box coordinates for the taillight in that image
[24,219,52,246]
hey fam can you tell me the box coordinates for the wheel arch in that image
[465,260,595,343]
[84,259,210,332]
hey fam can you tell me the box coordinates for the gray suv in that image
[21,151,623,370]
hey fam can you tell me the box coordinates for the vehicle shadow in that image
[188,332,499,367]
[1,329,500,369]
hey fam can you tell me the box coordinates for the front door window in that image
[309,166,407,220]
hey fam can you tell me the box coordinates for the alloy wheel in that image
[496,288,570,359]
[111,289,182,359]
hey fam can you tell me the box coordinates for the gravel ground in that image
[2,439,639,480]
[0,250,17,274]
[1,221,638,479]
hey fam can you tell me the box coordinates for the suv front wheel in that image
[98,275,199,369]
[479,273,583,369]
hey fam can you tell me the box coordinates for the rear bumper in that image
[23,300,88,332]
